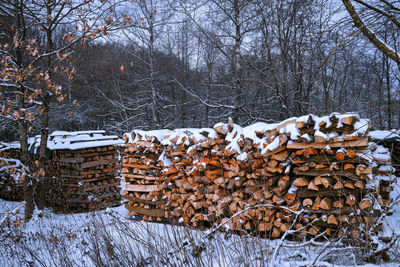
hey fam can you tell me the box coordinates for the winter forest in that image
[1,0,400,140]
[1,0,400,266]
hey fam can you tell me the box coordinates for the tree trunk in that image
[148,3,161,129]
[232,0,242,123]
[385,56,392,129]
[39,95,50,166]
[14,0,34,221]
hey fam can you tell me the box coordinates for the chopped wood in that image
[126,206,164,217]
[319,197,332,210]
[320,177,335,189]
[302,198,313,207]
[271,227,281,238]
[336,152,345,161]
[307,180,319,191]
[315,134,327,143]
[312,196,321,210]
[359,199,372,210]
[125,184,161,192]
[344,181,355,189]
[287,139,368,149]
[304,147,319,156]
[271,150,290,161]
[48,143,121,213]
[293,177,310,187]
[341,115,355,125]
[344,163,355,170]
[345,194,357,206]
[333,200,344,208]
[118,113,390,239]
[327,214,339,225]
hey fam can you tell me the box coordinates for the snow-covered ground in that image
[1,191,399,267]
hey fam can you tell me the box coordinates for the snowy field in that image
[1,190,400,267]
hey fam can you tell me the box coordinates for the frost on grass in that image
[0,199,399,266]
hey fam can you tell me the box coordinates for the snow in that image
[378,165,395,173]
[0,141,20,151]
[0,185,399,267]
[158,151,172,167]
[124,113,374,162]
[288,185,297,194]
[369,130,400,141]
[2,113,398,265]
[296,114,313,124]
[353,119,370,135]
[263,135,280,153]
[282,122,300,140]
[315,130,328,140]
[128,129,172,144]
[50,130,106,136]
[237,152,248,161]
[371,145,391,162]
[0,157,27,184]
[28,131,124,151]
[300,133,312,142]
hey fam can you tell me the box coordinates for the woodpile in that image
[369,130,400,177]
[0,142,25,201]
[121,130,168,221]
[122,114,394,238]
[44,131,124,213]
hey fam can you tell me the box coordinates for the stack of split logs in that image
[122,113,395,239]
[46,131,124,213]
[369,130,400,177]
[288,117,394,238]
[121,130,169,221]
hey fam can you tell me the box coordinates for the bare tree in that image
[0,0,126,219]
[342,0,400,65]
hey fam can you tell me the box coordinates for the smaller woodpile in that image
[122,114,395,239]
[46,131,124,213]
[369,130,400,177]
[0,142,25,201]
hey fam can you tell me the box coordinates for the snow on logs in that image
[46,131,124,213]
[122,113,395,238]
[369,130,400,177]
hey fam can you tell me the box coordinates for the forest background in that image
[1,0,399,144]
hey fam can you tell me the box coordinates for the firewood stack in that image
[122,113,395,239]
[286,115,393,238]
[46,131,124,213]
[369,130,400,177]
[122,130,170,221]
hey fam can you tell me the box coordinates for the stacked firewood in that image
[47,131,123,213]
[369,130,400,177]
[154,124,298,235]
[122,130,169,221]
[122,114,395,238]
[286,116,393,238]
